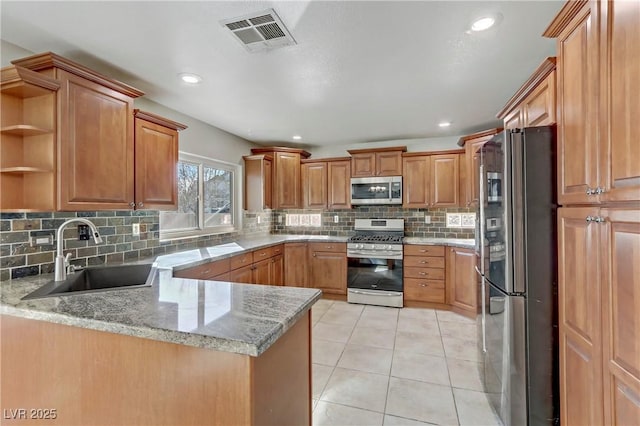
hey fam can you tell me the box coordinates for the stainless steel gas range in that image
[346,219,404,308]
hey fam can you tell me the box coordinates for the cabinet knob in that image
[313,253,316,257]
[420,283,428,287]
[137,202,144,208]
[129,202,136,208]
[586,216,594,223]
[586,187,594,195]
[595,187,605,195]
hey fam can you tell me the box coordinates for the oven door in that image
[347,256,403,307]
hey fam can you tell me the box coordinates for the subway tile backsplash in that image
[0,210,272,281]
[0,206,474,281]
[272,206,476,239]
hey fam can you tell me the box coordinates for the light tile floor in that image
[311,300,501,426]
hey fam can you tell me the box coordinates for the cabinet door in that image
[229,264,254,284]
[252,259,271,285]
[273,152,301,209]
[264,158,272,209]
[309,251,346,295]
[600,0,640,203]
[134,117,178,210]
[503,107,523,130]
[402,156,430,208]
[466,138,491,207]
[301,162,327,209]
[351,153,375,177]
[556,1,600,205]
[557,207,604,426]
[600,208,640,425]
[327,160,351,209]
[431,154,459,207]
[446,247,476,315]
[523,71,556,127]
[376,151,402,176]
[270,254,284,286]
[458,153,467,207]
[284,243,308,287]
[57,69,134,210]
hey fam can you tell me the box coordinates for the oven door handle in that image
[347,252,402,259]
[349,289,401,297]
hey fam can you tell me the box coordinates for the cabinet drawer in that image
[308,242,346,253]
[173,258,230,280]
[404,256,445,269]
[404,267,445,280]
[253,247,273,261]
[230,252,253,270]
[271,244,284,256]
[404,278,445,303]
[404,245,445,257]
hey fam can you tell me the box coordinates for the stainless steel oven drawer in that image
[347,288,403,308]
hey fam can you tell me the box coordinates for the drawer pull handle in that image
[419,272,427,276]
[420,283,428,287]
[259,253,266,256]
[419,261,427,264]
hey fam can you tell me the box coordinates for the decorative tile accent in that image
[446,213,462,228]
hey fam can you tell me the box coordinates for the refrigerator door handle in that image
[479,164,486,275]
[475,266,487,353]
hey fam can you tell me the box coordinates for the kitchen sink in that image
[22,263,155,300]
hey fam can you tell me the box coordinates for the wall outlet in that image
[334,215,339,223]
[424,215,431,224]
[30,235,53,247]
[132,223,140,236]
[278,215,283,223]
[257,216,261,224]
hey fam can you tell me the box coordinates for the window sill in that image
[159,226,238,243]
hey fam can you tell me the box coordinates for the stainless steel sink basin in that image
[22,264,155,300]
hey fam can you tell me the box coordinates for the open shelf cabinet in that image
[1,66,59,211]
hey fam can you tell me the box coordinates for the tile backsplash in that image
[271,206,476,239]
[0,210,271,281]
[0,206,474,281]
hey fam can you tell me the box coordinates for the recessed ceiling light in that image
[439,122,452,128]
[471,16,496,32]
[178,73,202,84]
[292,135,302,140]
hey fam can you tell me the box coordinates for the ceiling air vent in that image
[221,9,297,52]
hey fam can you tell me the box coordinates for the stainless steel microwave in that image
[350,176,402,205]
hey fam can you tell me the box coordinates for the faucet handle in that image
[64,252,72,264]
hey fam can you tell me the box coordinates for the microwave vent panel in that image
[221,9,296,52]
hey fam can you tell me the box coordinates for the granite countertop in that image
[403,237,476,249]
[0,234,474,357]
[164,234,349,272]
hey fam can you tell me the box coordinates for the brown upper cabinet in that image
[497,57,557,130]
[12,52,146,211]
[250,147,311,209]
[0,66,59,212]
[544,0,640,205]
[347,147,406,177]
[402,151,462,208]
[457,129,503,207]
[301,158,351,210]
[244,154,272,211]
[134,110,186,210]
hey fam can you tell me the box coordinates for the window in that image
[160,152,240,239]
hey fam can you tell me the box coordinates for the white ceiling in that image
[1,1,561,147]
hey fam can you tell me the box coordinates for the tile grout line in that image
[437,312,463,426]
[382,305,400,421]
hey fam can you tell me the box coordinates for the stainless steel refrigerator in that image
[475,126,559,425]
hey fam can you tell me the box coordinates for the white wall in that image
[1,40,258,165]
[308,135,462,158]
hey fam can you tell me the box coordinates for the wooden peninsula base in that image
[1,312,311,425]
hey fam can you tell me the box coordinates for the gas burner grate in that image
[348,234,404,244]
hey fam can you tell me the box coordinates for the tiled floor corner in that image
[312,301,501,426]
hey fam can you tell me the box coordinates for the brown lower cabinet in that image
[284,242,308,287]
[558,207,640,425]
[174,245,284,287]
[308,243,347,295]
[446,246,478,318]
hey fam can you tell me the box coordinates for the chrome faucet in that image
[55,218,103,281]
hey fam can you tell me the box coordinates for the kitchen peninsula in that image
[0,238,327,425]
